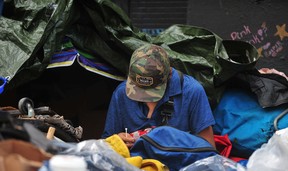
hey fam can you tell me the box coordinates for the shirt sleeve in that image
[101,85,124,138]
[188,78,215,134]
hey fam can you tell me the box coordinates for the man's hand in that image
[118,132,135,148]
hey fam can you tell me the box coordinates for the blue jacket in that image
[101,68,215,138]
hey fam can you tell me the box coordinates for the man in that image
[102,44,216,148]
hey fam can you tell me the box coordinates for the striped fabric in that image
[48,37,126,81]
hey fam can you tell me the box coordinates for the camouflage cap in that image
[126,44,170,102]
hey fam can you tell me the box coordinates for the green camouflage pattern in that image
[126,44,170,102]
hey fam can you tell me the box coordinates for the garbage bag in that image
[58,139,141,171]
[246,128,288,171]
[180,154,247,171]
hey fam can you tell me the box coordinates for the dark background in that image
[114,0,288,75]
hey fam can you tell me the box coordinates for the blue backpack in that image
[130,126,218,171]
[213,88,288,158]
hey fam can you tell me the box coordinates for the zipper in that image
[141,135,218,153]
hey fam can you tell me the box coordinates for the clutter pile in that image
[2,104,288,171]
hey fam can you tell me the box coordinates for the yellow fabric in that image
[126,156,143,168]
[105,134,130,158]
[141,159,169,171]
[105,134,169,170]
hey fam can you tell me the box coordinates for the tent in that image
[0,0,259,139]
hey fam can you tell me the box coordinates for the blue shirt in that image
[101,68,215,138]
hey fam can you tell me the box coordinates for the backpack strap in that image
[160,70,183,125]
[176,70,184,87]
[274,107,288,131]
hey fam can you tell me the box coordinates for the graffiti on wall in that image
[230,23,288,59]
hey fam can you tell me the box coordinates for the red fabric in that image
[214,134,232,158]
[130,127,156,140]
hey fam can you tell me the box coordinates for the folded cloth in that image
[105,134,130,158]
[105,134,168,171]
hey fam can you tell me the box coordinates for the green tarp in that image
[0,0,259,108]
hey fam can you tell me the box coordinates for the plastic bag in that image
[50,139,141,171]
[180,154,246,171]
[246,128,288,171]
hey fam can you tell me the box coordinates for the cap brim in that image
[126,77,167,102]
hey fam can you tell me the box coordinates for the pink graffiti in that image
[262,42,271,50]
[263,41,283,57]
[258,29,263,36]
[230,25,251,40]
[248,34,262,44]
